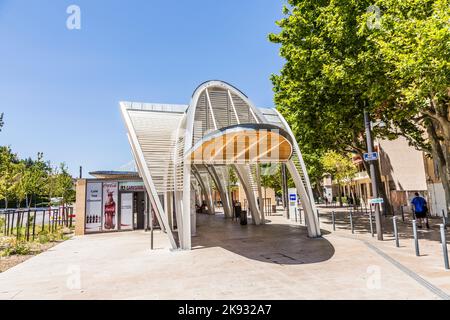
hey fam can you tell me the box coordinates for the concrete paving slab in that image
[0,212,446,300]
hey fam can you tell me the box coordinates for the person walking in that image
[411,192,430,229]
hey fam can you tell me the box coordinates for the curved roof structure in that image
[120,80,321,250]
[187,123,294,164]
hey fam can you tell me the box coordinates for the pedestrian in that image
[411,192,430,229]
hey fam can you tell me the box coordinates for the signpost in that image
[364,152,379,162]
[369,198,384,205]
[288,188,297,222]
[364,109,384,240]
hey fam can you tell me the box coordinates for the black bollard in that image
[393,217,399,248]
[439,224,449,270]
[332,211,336,231]
[412,220,420,257]
[349,209,354,234]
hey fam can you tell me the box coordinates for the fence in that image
[1,206,75,242]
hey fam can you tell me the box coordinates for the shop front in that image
[75,173,158,236]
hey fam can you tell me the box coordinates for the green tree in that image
[321,151,358,206]
[227,166,239,203]
[0,147,19,208]
[260,164,282,199]
[18,153,50,208]
[303,151,327,198]
[361,0,450,210]
[55,163,75,205]
[11,162,27,208]
[269,0,398,212]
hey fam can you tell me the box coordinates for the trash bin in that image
[240,210,248,226]
[272,205,277,214]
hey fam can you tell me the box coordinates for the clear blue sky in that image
[0,0,285,177]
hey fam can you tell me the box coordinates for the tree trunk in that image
[338,184,343,207]
[357,149,392,214]
[427,122,450,213]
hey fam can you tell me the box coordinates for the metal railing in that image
[1,206,75,241]
[320,205,450,271]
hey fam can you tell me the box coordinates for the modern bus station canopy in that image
[120,80,321,250]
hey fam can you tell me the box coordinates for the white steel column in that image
[192,166,214,215]
[121,108,177,249]
[256,165,265,224]
[234,164,262,225]
[286,160,321,238]
[227,90,240,125]
[205,89,218,130]
[207,166,233,219]
[275,109,320,232]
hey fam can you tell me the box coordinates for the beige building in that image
[326,136,446,217]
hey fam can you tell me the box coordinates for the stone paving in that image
[0,208,448,300]
[316,205,450,298]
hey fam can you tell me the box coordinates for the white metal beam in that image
[205,89,218,130]
[121,104,178,249]
[234,164,262,225]
[227,90,241,125]
[287,160,321,237]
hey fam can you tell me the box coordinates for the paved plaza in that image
[0,208,449,300]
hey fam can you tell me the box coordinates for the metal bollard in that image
[440,224,449,270]
[412,220,420,257]
[393,217,400,248]
[332,211,336,231]
[349,209,354,234]
[151,227,154,251]
[401,205,405,222]
[317,209,320,229]
[443,210,447,230]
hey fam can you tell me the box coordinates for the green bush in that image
[0,218,4,236]
[0,237,32,257]
[37,227,69,244]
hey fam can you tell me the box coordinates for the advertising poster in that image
[102,182,118,231]
[85,183,102,233]
[120,193,134,231]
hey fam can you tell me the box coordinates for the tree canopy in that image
[270,0,449,209]
[0,146,75,208]
[269,0,394,208]
[366,0,450,208]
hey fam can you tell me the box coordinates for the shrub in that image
[0,237,32,257]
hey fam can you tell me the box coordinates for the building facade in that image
[325,136,447,217]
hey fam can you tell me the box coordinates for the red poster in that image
[102,182,118,231]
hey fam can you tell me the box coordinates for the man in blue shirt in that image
[411,192,429,229]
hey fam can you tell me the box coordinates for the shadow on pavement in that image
[192,213,335,265]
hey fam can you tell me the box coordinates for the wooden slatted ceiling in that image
[189,130,292,164]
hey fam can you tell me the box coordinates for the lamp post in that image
[364,109,384,241]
